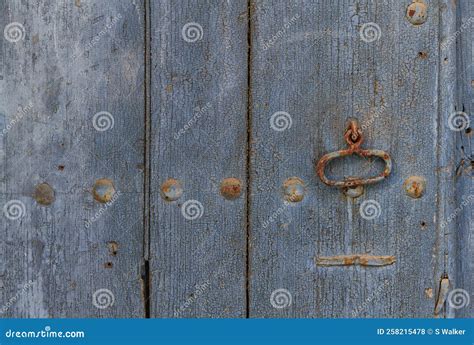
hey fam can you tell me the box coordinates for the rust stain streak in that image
[316,254,396,267]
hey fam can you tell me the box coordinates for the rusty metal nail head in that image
[403,176,426,199]
[406,0,427,26]
[220,178,242,200]
[343,185,364,198]
[283,177,305,202]
[161,178,183,201]
[93,178,116,203]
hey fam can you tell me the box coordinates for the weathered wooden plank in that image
[149,0,248,317]
[0,0,469,319]
[453,0,474,318]
[249,0,445,317]
[435,0,459,319]
[0,1,145,317]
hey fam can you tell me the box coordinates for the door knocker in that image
[316,118,392,189]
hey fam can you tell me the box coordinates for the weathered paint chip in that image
[434,274,450,316]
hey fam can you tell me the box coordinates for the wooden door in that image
[0,0,471,318]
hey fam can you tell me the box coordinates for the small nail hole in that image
[107,241,119,256]
[104,262,113,268]
[58,165,65,171]
[418,51,428,59]
[465,127,472,134]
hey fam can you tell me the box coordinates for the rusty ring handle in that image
[316,119,392,188]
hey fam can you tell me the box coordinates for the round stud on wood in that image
[160,178,183,201]
[403,176,426,199]
[283,177,305,202]
[343,185,364,198]
[33,182,55,205]
[406,0,427,26]
[92,178,116,203]
[220,177,242,200]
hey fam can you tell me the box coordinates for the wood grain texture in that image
[0,0,470,319]
[248,0,446,317]
[436,0,458,319]
[454,0,474,319]
[0,0,145,317]
[149,0,248,317]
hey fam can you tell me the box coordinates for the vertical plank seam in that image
[454,0,473,319]
[435,0,443,318]
[245,0,254,319]
[436,0,447,319]
[436,0,457,318]
[142,0,152,318]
